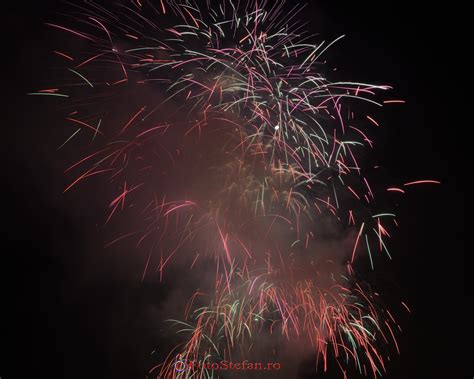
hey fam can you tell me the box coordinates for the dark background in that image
[3,1,468,378]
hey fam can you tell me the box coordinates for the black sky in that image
[3,1,468,378]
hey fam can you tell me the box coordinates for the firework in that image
[32,0,436,377]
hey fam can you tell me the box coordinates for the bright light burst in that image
[32,0,439,377]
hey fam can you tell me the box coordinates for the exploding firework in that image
[31,0,439,377]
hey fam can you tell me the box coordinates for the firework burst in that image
[30,0,436,377]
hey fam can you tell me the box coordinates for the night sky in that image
[4,1,468,378]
